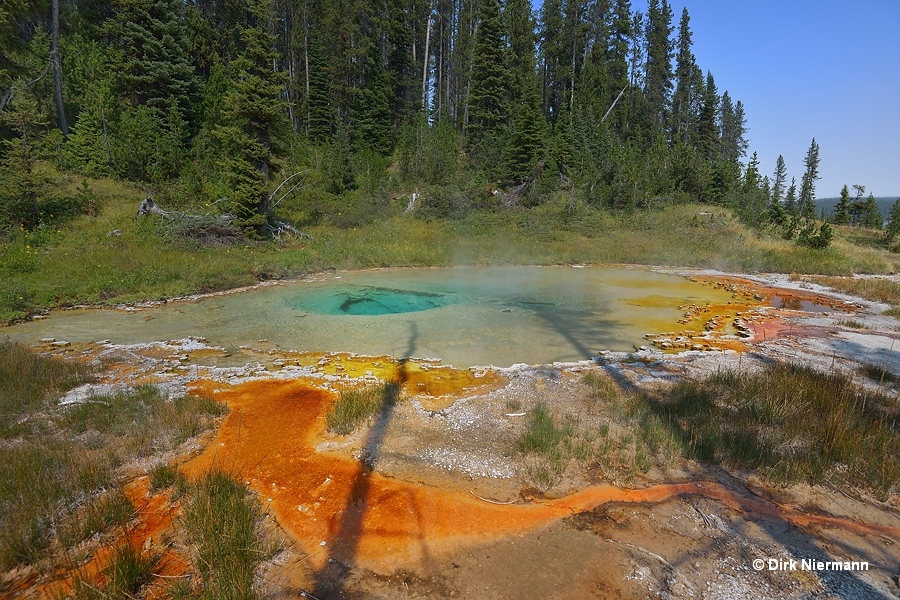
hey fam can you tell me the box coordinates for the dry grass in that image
[792,274,900,311]
[637,362,900,497]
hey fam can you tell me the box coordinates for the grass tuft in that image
[105,543,157,597]
[326,382,400,435]
[149,463,187,494]
[518,404,572,455]
[858,362,898,384]
[516,404,591,489]
[58,490,135,548]
[181,470,265,600]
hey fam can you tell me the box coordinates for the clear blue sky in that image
[535,1,900,197]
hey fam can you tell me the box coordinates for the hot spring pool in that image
[4,266,741,367]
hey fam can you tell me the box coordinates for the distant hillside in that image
[817,197,900,220]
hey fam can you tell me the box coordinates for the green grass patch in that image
[64,385,227,458]
[3,175,900,324]
[837,318,869,329]
[516,404,595,489]
[518,404,574,455]
[638,362,900,497]
[326,382,400,435]
[181,470,266,600]
[0,441,115,569]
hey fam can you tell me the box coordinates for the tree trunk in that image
[421,2,432,111]
[51,0,68,137]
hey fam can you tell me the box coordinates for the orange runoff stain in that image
[34,478,188,599]
[182,378,900,577]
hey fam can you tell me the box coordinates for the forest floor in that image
[4,268,900,599]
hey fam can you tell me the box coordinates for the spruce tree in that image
[65,78,115,177]
[884,198,900,243]
[671,7,694,143]
[696,71,719,159]
[353,48,393,155]
[466,0,509,151]
[863,193,882,229]
[214,24,288,232]
[501,0,545,184]
[834,184,851,225]
[607,0,632,93]
[798,138,820,219]
[743,151,760,192]
[719,94,747,163]
[108,0,199,120]
[539,0,564,120]
[771,154,787,205]
[0,80,47,228]
[643,0,674,129]
[784,177,798,215]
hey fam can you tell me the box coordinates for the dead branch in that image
[136,196,168,217]
[403,188,420,214]
[0,88,11,113]
[263,170,310,212]
[601,86,628,124]
[469,490,516,505]
[137,195,310,242]
[266,219,311,240]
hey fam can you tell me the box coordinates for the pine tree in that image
[771,154,787,205]
[353,47,393,155]
[643,0,674,130]
[539,0,564,120]
[607,0,632,92]
[833,184,851,225]
[743,151,760,192]
[718,93,747,164]
[884,198,900,243]
[798,138,820,219]
[65,78,115,176]
[501,0,545,184]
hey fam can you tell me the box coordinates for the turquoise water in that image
[292,285,456,315]
[2,266,736,367]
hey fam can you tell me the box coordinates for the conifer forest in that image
[2,0,806,235]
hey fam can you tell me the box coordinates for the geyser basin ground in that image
[4,266,750,367]
[6,270,899,598]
